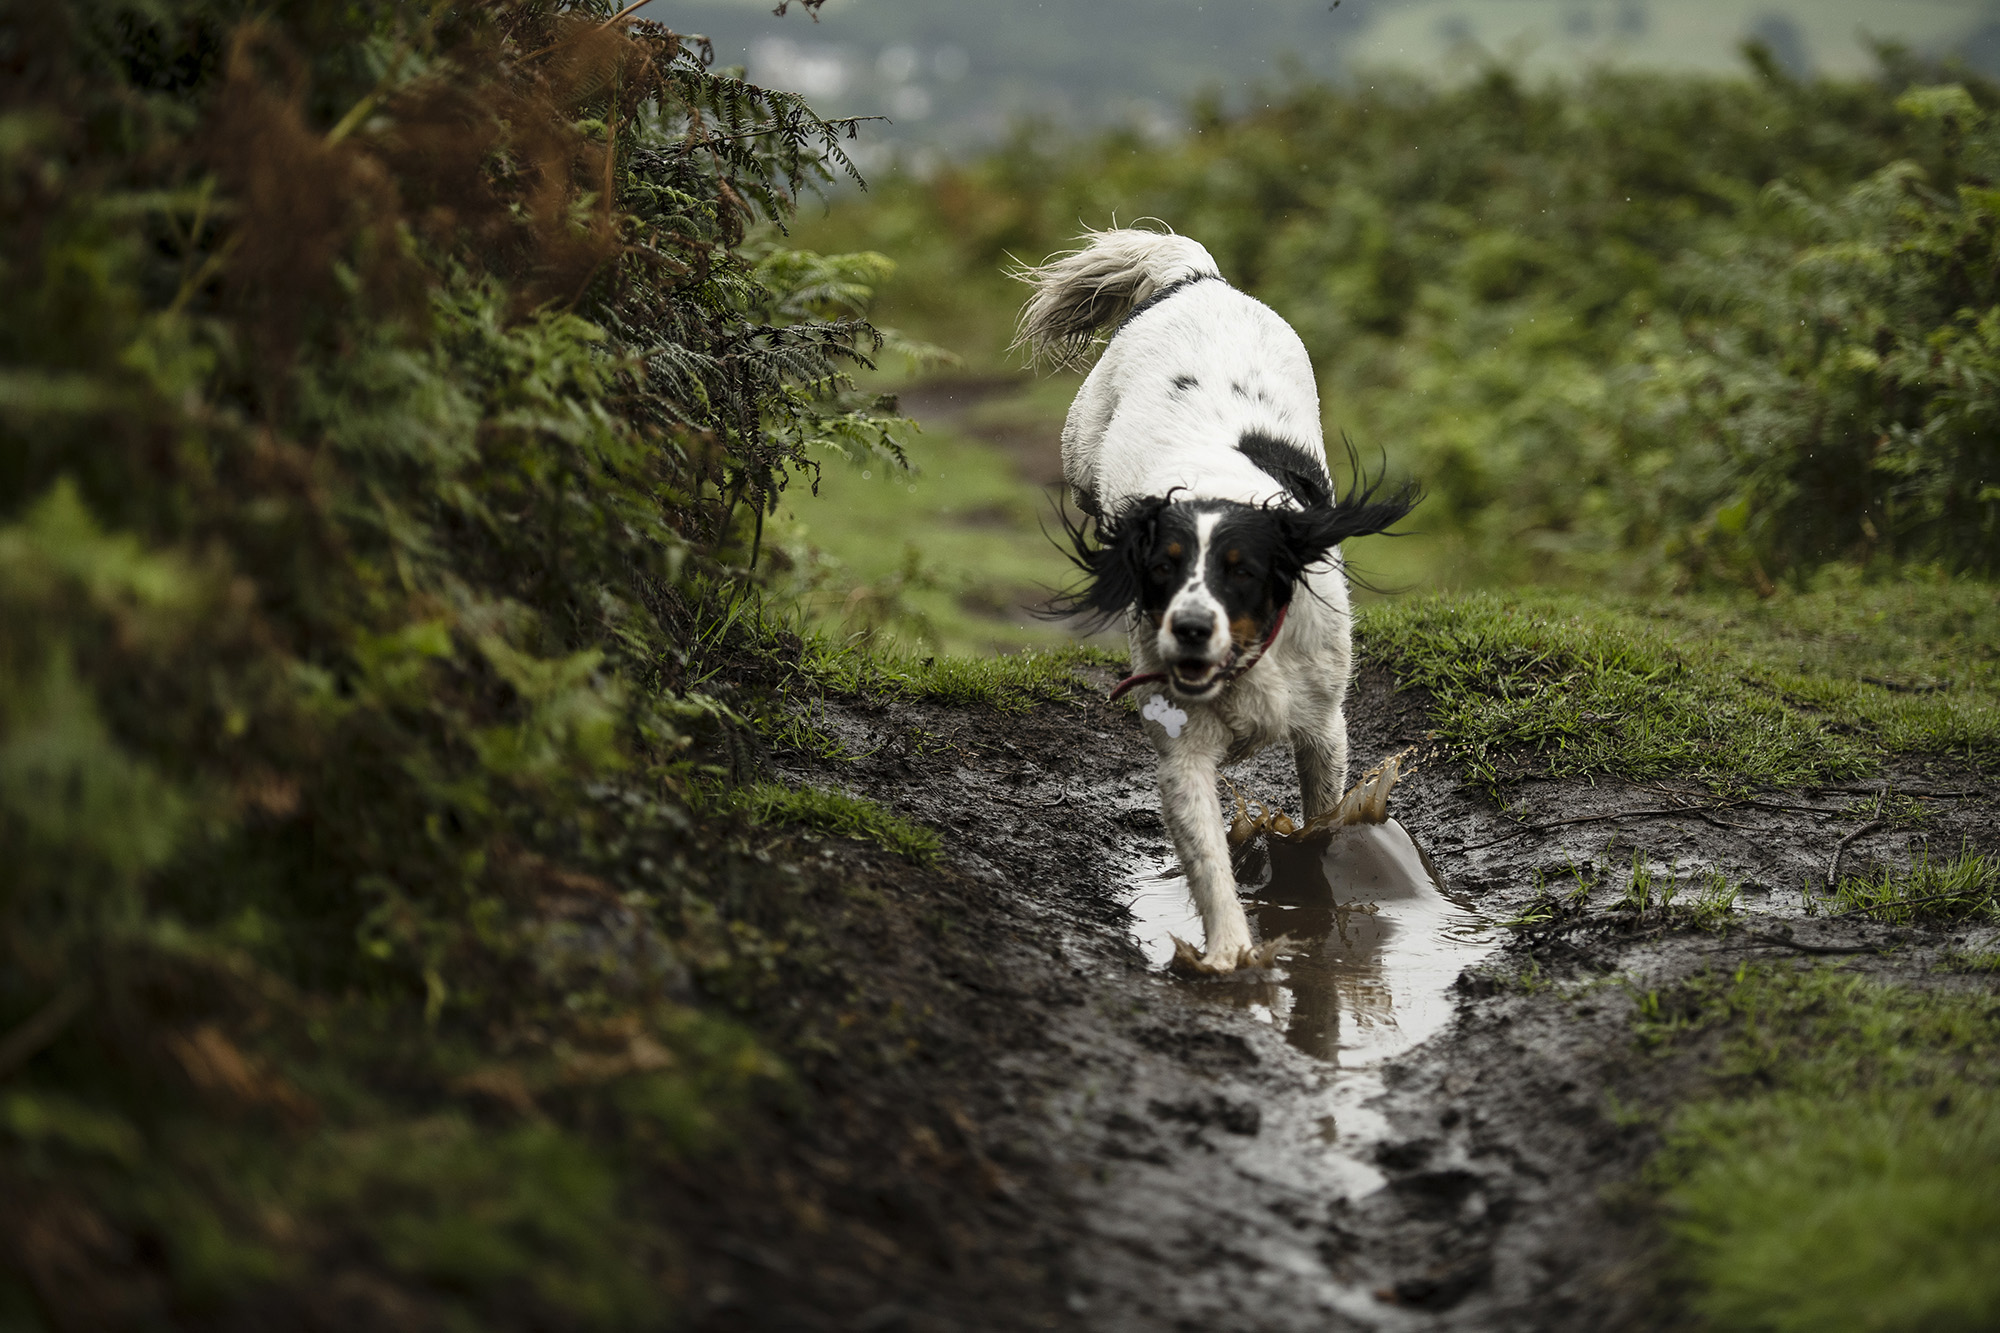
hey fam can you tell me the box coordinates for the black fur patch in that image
[1237,430,1333,509]
[1113,274,1218,335]
[1046,461,1421,629]
[1171,374,1199,392]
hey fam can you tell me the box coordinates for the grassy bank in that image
[1640,963,2000,1331]
[1357,577,2000,790]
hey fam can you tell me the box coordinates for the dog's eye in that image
[1229,566,1257,583]
[1149,560,1174,581]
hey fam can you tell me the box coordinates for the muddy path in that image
[717,665,1997,1332]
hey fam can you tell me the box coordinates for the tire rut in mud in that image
[732,664,1996,1332]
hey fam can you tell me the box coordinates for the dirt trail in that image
[748,664,1997,1333]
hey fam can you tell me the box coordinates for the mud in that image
[700,662,1997,1332]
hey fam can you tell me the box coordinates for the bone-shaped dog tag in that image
[1142,694,1189,739]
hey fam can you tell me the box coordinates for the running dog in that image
[1018,228,1418,973]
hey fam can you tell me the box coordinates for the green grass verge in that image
[799,636,1119,712]
[1359,579,2000,790]
[707,782,942,862]
[768,379,1090,656]
[1639,965,2000,1332]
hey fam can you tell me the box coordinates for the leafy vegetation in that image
[1641,965,2000,1332]
[799,53,2000,589]
[0,0,964,1325]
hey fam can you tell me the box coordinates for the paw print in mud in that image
[1142,694,1189,739]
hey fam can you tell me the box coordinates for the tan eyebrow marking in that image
[1225,549,1241,564]
[1166,542,1183,558]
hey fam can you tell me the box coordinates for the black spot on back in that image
[1171,374,1198,392]
[1237,430,1332,509]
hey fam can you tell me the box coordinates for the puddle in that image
[1121,815,1495,1068]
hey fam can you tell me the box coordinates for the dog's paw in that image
[1167,934,1293,976]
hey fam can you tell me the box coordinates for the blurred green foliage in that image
[801,53,2000,587]
[0,0,923,1325]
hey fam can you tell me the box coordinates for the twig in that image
[1812,786,1989,800]
[1454,803,1743,853]
[1722,932,1888,957]
[1861,676,1948,694]
[523,0,655,59]
[0,983,88,1080]
[1826,817,1886,892]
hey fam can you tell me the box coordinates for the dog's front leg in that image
[1293,706,1349,821]
[1156,744,1254,970]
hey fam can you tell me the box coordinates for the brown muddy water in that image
[1123,818,1493,1070]
[1120,809,1497,1229]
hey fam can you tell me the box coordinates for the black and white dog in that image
[1019,229,1418,973]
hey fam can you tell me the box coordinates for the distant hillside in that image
[660,0,1369,159]
[652,0,2000,157]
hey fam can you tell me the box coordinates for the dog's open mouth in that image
[1169,659,1226,693]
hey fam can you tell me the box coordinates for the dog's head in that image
[1054,476,1418,700]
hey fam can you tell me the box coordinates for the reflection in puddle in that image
[1122,808,1493,1067]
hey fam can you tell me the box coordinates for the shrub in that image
[0,0,901,1324]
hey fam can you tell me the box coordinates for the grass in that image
[706,781,943,862]
[768,377,1093,656]
[1359,581,2000,791]
[1826,848,2000,927]
[1503,852,1739,934]
[1639,965,2000,1332]
[798,634,1119,712]
[1359,592,1874,790]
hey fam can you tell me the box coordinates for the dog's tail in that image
[1011,227,1221,369]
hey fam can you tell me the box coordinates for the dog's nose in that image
[1170,612,1215,649]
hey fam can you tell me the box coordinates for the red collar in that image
[1107,604,1289,703]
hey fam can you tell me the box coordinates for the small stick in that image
[1813,786,1989,800]
[1723,932,1888,957]
[1825,818,1886,893]
[0,983,88,1080]
[1454,802,1745,853]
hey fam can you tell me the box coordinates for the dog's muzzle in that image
[1108,605,1290,704]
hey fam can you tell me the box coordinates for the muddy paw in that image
[1167,934,1294,976]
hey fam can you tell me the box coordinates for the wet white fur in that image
[1022,229,1354,972]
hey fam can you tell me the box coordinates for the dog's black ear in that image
[1042,494,1170,626]
[1272,461,1421,585]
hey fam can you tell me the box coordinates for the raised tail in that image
[1011,227,1222,369]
